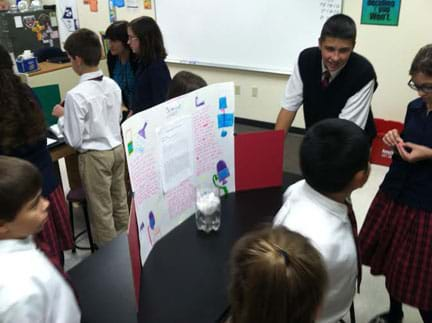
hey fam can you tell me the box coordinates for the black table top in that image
[69,173,302,323]
[69,234,137,323]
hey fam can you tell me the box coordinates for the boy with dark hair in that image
[274,118,370,323]
[64,28,102,66]
[320,13,357,41]
[275,14,377,142]
[166,71,207,100]
[52,28,129,246]
[0,156,80,322]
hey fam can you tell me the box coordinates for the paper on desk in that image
[47,138,57,146]
[157,116,194,193]
[49,124,64,139]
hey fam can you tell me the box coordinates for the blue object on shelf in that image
[16,56,39,73]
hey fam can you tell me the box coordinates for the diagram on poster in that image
[122,82,235,265]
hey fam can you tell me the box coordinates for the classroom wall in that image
[25,62,108,97]
[46,0,432,125]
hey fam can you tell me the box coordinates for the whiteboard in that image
[155,0,343,75]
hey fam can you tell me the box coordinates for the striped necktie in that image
[321,70,331,88]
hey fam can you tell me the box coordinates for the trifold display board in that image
[155,0,343,74]
[122,83,235,265]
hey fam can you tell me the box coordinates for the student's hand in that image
[127,110,134,118]
[275,109,297,135]
[52,104,64,118]
[396,142,432,163]
[383,129,403,147]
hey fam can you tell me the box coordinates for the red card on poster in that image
[127,198,141,309]
[234,130,284,191]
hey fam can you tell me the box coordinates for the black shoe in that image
[368,312,403,323]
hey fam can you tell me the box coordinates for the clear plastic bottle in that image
[195,187,221,233]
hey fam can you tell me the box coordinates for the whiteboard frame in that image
[166,58,293,76]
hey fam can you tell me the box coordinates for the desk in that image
[69,173,302,323]
[28,61,72,77]
[49,142,81,190]
[69,234,137,323]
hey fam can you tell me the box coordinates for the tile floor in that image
[62,125,422,322]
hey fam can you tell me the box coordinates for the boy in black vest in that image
[275,14,377,142]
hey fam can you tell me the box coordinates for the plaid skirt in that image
[359,191,432,310]
[34,185,74,270]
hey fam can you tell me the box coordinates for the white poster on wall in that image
[56,0,79,47]
[122,82,236,265]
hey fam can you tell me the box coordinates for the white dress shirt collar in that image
[79,70,104,83]
[321,60,345,81]
[294,180,349,224]
[0,236,35,254]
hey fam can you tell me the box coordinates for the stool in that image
[67,187,96,253]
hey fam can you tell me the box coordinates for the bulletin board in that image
[155,0,343,74]
[33,84,61,127]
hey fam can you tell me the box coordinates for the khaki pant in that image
[78,145,129,245]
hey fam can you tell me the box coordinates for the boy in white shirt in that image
[52,28,129,246]
[274,118,370,323]
[0,156,81,323]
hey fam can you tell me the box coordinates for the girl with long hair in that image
[127,16,171,114]
[0,45,73,271]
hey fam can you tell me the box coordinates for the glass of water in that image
[195,186,221,233]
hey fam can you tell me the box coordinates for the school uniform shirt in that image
[59,70,123,153]
[273,180,357,323]
[0,237,81,323]
[281,47,377,140]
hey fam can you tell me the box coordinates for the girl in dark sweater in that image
[127,16,171,115]
[360,44,432,323]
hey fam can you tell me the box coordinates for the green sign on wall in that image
[361,0,401,26]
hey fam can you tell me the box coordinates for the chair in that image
[67,187,96,253]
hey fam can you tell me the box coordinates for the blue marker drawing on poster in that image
[147,210,161,246]
[195,96,205,107]
[216,160,230,184]
[140,221,145,231]
[218,113,234,128]
[149,211,156,230]
[138,121,148,139]
[221,130,227,137]
[219,96,227,110]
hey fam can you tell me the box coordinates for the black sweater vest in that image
[298,47,377,141]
